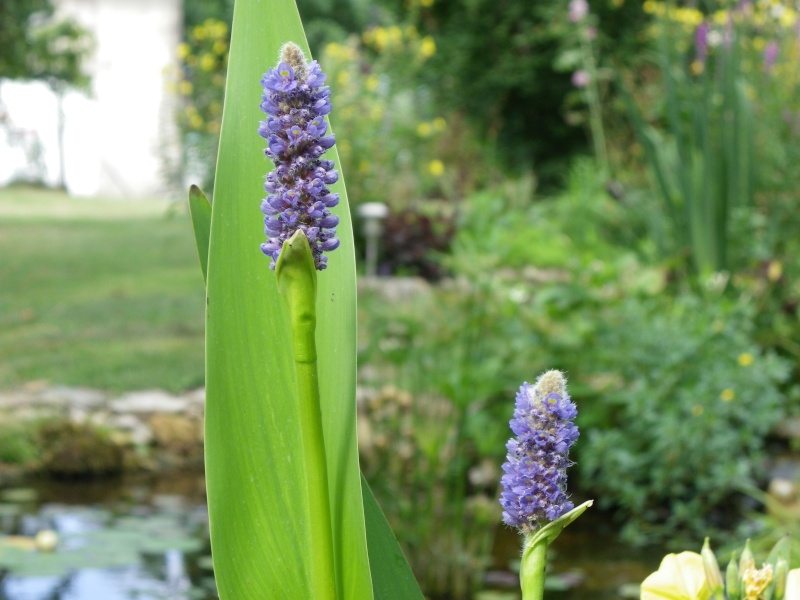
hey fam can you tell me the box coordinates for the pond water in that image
[0,475,658,599]
[0,472,214,600]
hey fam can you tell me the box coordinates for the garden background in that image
[1,0,799,598]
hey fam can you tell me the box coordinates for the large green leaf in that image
[361,475,425,600]
[188,185,211,283]
[204,0,371,597]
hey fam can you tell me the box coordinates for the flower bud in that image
[726,553,741,600]
[701,538,724,596]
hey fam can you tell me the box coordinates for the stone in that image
[148,414,201,453]
[111,390,188,414]
[37,386,107,410]
[106,414,153,446]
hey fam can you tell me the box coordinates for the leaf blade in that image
[204,0,372,597]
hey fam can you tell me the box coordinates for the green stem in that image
[520,535,547,600]
[581,30,609,177]
[276,230,337,600]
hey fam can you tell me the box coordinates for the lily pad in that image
[1,488,37,503]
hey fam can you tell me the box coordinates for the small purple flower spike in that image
[258,42,339,270]
[499,370,580,534]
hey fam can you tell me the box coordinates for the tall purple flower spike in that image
[500,370,580,533]
[258,42,340,270]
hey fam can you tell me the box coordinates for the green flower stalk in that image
[499,370,592,600]
[264,43,339,599]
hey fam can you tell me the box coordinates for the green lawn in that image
[0,186,206,393]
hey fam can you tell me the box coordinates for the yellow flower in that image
[416,122,432,137]
[178,80,193,95]
[337,71,350,87]
[192,25,206,41]
[738,353,754,367]
[200,54,216,72]
[212,20,228,38]
[365,74,379,92]
[418,36,436,59]
[189,113,203,130]
[432,117,447,132]
[641,552,711,600]
[690,60,705,76]
[767,260,783,282]
[742,564,773,599]
[428,159,445,177]
[177,42,191,59]
[212,39,227,56]
[420,0,434,6]
[720,389,735,402]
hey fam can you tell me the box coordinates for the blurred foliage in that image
[38,421,123,478]
[0,0,92,89]
[376,0,649,185]
[615,0,800,277]
[581,294,792,546]
[0,420,38,467]
[359,154,799,551]
[170,18,229,192]
[358,385,497,598]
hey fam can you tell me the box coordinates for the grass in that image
[0,186,205,393]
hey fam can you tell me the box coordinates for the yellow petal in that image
[641,552,711,600]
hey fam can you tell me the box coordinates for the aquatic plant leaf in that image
[203,0,372,597]
[188,185,212,282]
[361,474,424,599]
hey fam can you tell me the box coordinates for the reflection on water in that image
[1,476,665,599]
[0,472,214,600]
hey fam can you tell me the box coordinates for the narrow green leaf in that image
[527,500,593,548]
[360,475,424,600]
[204,0,372,598]
[188,185,211,284]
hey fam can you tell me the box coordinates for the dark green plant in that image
[0,420,39,466]
[580,294,791,546]
[382,0,648,184]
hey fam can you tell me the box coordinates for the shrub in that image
[580,294,791,545]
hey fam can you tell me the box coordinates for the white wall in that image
[0,0,182,198]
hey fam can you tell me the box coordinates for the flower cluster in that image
[258,42,340,270]
[500,370,579,533]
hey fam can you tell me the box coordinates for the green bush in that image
[0,421,39,466]
[580,294,791,546]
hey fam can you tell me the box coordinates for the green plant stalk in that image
[520,536,547,600]
[517,501,593,600]
[581,34,609,177]
[276,230,337,600]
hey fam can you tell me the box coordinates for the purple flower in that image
[571,70,590,88]
[568,0,589,23]
[499,371,579,533]
[764,40,779,72]
[258,42,339,270]
[695,22,709,64]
